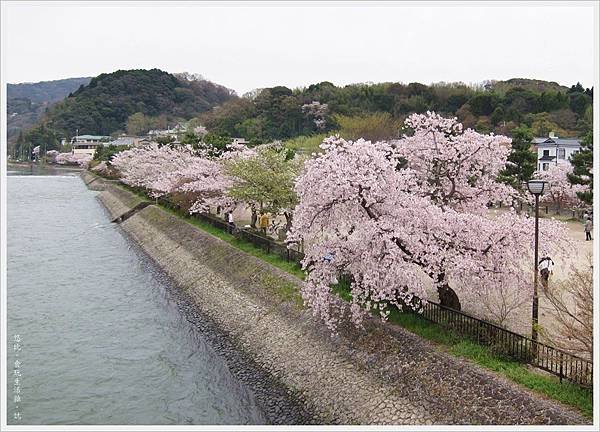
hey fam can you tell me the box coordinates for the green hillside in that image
[11,69,234,158]
[10,73,593,160]
[7,77,93,153]
[198,79,593,145]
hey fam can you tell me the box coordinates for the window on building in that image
[543,163,549,171]
[558,148,566,159]
[543,150,550,157]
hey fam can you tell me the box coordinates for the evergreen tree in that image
[568,130,593,205]
[180,131,200,146]
[15,130,25,159]
[498,125,537,190]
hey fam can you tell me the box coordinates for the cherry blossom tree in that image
[111,144,194,196]
[534,164,588,211]
[174,155,235,214]
[288,112,573,331]
[111,143,228,207]
[111,142,239,213]
[46,150,60,163]
[55,152,92,167]
[302,101,329,131]
[91,161,108,173]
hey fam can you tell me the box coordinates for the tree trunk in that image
[437,283,461,311]
[284,211,293,235]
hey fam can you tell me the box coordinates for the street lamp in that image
[527,179,547,344]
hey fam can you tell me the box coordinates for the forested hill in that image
[9,73,593,158]
[7,77,92,152]
[199,78,593,145]
[49,69,235,135]
[10,69,235,156]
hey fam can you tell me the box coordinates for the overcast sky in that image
[1,1,597,94]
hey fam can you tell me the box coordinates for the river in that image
[6,169,266,425]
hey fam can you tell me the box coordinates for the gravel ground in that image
[93,179,591,425]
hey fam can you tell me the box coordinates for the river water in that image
[6,169,266,425]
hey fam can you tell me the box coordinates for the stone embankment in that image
[85,172,590,426]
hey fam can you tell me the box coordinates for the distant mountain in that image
[7,77,92,151]
[9,69,236,157]
[8,77,92,104]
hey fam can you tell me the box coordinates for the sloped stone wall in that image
[89,179,589,426]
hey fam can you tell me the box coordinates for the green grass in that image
[111,177,592,419]
[450,342,592,418]
[283,133,329,154]
[258,272,304,307]
[152,199,306,280]
[332,277,592,418]
[385,308,592,418]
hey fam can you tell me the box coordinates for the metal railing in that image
[119,181,592,388]
[154,196,304,263]
[421,300,593,387]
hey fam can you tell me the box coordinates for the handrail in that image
[118,180,593,388]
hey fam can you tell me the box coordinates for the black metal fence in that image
[127,184,593,388]
[154,196,305,264]
[421,301,593,387]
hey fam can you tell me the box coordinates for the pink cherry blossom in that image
[534,163,588,210]
[289,112,574,331]
[302,101,329,130]
[111,143,245,212]
[55,152,92,167]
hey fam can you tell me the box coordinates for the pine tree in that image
[15,130,25,160]
[568,130,593,205]
[498,125,537,190]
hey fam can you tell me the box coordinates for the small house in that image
[532,132,582,171]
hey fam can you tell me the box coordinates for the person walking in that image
[584,217,593,241]
[538,254,555,292]
[227,211,235,234]
[259,212,269,235]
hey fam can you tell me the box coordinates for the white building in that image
[533,133,582,171]
[107,135,146,148]
[148,123,188,139]
[71,134,111,157]
[231,137,249,146]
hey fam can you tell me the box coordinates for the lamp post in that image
[527,179,547,344]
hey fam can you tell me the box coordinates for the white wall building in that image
[533,133,582,171]
[71,134,111,157]
[231,137,249,146]
[107,135,146,148]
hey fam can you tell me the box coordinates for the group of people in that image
[225,210,271,236]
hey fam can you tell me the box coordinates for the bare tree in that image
[541,256,593,361]
[470,283,529,329]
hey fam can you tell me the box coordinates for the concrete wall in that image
[85,174,588,426]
